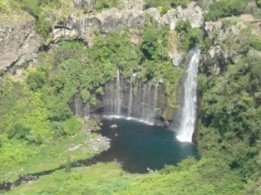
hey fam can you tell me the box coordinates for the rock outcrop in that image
[0,14,42,73]
[53,2,203,67]
[72,0,96,12]
[161,2,203,30]
[53,2,203,41]
[0,1,204,73]
[203,20,247,75]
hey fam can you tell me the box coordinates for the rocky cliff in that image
[0,1,204,73]
[0,12,42,74]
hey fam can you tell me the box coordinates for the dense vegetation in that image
[144,0,192,13]
[0,0,261,194]
[203,0,248,21]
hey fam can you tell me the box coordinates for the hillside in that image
[0,0,260,194]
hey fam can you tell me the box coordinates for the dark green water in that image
[100,118,197,173]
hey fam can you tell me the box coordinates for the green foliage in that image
[94,0,119,11]
[9,163,132,195]
[27,70,46,91]
[249,36,261,51]
[204,0,248,21]
[117,157,243,195]
[0,141,37,167]
[175,20,191,33]
[140,19,171,79]
[7,123,31,141]
[11,0,61,38]
[61,117,83,136]
[89,31,140,79]
[144,0,191,14]
[36,13,52,39]
[0,1,7,12]
[81,89,90,102]
[175,20,204,51]
[257,0,261,7]
[198,52,261,191]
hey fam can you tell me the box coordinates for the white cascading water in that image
[128,82,133,118]
[154,82,159,112]
[75,95,81,116]
[115,69,122,116]
[177,47,201,143]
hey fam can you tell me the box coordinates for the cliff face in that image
[0,13,42,74]
[52,2,203,41]
[0,1,204,75]
[52,1,203,68]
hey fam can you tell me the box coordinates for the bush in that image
[27,70,46,91]
[257,0,261,7]
[140,19,170,79]
[12,0,61,38]
[94,0,119,11]
[8,123,31,141]
[52,117,83,137]
[250,36,261,51]
[81,89,90,102]
[175,20,203,51]
[175,20,191,33]
[0,1,7,12]
[204,0,248,21]
[144,0,191,14]
[36,14,52,39]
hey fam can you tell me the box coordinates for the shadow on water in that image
[0,118,197,193]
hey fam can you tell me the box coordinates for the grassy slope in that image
[0,122,105,183]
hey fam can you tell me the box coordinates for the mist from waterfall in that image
[177,47,201,143]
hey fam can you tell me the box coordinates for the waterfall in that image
[116,69,122,116]
[84,102,90,116]
[146,82,153,123]
[75,95,81,116]
[128,82,133,118]
[154,82,159,114]
[177,47,201,143]
[78,69,167,125]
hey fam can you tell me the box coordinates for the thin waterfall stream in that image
[177,47,201,143]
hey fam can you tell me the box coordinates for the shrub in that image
[250,36,261,51]
[94,0,119,11]
[27,70,46,91]
[204,0,248,21]
[175,20,191,33]
[144,0,191,14]
[8,123,31,141]
[36,14,52,39]
[175,20,203,51]
[81,89,90,103]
